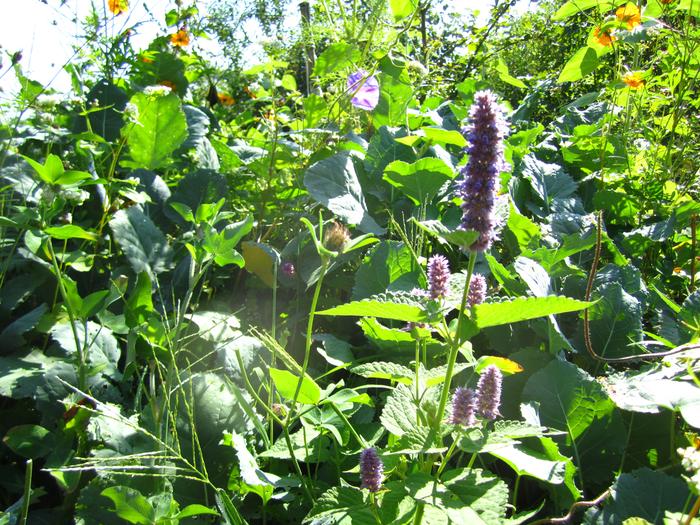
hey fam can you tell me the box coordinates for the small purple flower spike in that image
[281,261,295,278]
[458,90,509,252]
[449,387,477,426]
[427,255,451,300]
[468,274,487,307]
[359,447,383,492]
[476,365,502,420]
[347,70,380,111]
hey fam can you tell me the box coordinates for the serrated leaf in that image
[318,292,427,322]
[380,383,418,436]
[303,486,375,524]
[413,219,480,250]
[121,91,187,169]
[350,361,413,384]
[473,296,592,329]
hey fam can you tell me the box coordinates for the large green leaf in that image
[109,206,173,279]
[522,360,614,441]
[373,57,413,128]
[488,442,566,484]
[554,0,616,19]
[121,90,187,169]
[303,152,384,235]
[318,292,427,322]
[583,469,690,524]
[473,296,592,329]
[380,383,418,436]
[558,47,599,83]
[303,487,376,524]
[313,42,361,76]
[382,158,455,205]
[3,425,55,459]
[389,0,418,20]
[352,241,420,300]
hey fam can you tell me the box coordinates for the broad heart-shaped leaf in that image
[382,158,455,205]
[303,486,376,524]
[317,292,427,322]
[352,240,421,300]
[303,151,384,235]
[518,154,578,217]
[381,383,418,436]
[473,296,592,329]
[522,360,614,441]
[558,46,599,83]
[121,90,187,169]
[575,282,642,359]
[269,368,321,405]
[582,469,690,525]
[109,206,173,279]
[373,56,413,129]
[50,321,121,380]
[101,486,155,525]
[313,42,361,77]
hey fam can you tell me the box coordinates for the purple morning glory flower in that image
[347,69,379,111]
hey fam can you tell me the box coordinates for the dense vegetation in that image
[1,0,699,523]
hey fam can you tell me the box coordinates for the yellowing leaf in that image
[242,241,279,287]
[476,356,524,375]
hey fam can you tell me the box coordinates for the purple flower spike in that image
[476,365,502,420]
[427,255,451,299]
[347,70,380,111]
[359,447,383,492]
[459,90,509,252]
[468,274,487,307]
[449,387,477,426]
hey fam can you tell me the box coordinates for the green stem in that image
[512,474,521,509]
[434,251,477,433]
[435,439,458,479]
[288,256,329,418]
[330,403,367,448]
[19,459,32,525]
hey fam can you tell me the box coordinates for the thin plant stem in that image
[434,251,477,433]
[19,459,32,525]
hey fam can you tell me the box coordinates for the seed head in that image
[359,447,383,492]
[323,222,350,253]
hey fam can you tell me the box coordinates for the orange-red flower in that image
[159,80,176,90]
[616,3,641,29]
[108,0,128,15]
[594,27,616,46]
[622,71,645,89]
[140,54,154,64]
[217,93,235,106]
[170,28,190,47]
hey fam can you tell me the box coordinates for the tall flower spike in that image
[459,90,509,252]
[468,274,487,307]
[449,387,477,426]
[476,365,502,420]
[359,447,383,492]
[427,255,451,299]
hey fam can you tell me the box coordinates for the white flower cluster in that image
[678,446,700,492]
[143,85,172,96]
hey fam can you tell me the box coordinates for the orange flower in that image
[622,71,644,89]
[616,3,641,29]
[140,54,154,64]
[108,0,128,15]
[217,93,235,106]
[159,80,176,90]
[170,28,190,48]
[659,0,676,4]
[594,27,616,46]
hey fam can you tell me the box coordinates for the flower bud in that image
[323,222,350,253]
